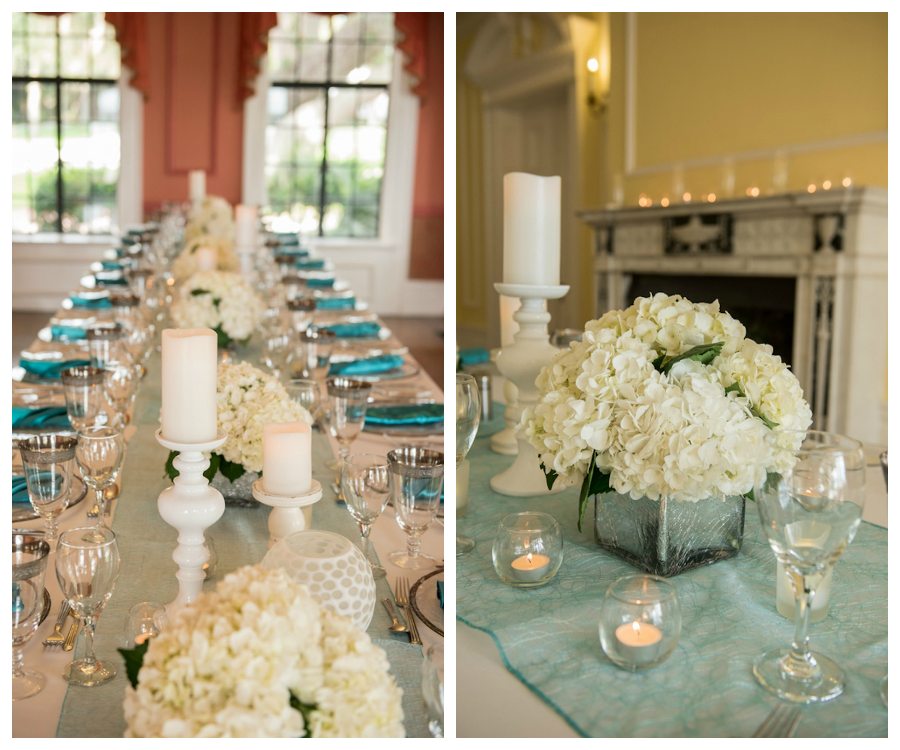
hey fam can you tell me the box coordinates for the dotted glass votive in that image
[491,512,563,588]
[599,575,681,671]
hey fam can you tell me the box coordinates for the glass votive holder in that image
[202,535,218,580]
[599,575,681,671]
[491,512,563,588]
[124,602,168,647]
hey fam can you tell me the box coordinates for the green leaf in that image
[164,450,179,480]
[539,458,558,491]
[724,381,742,395]
[213,327,231,349]
[744,488,756,503]
[117,640,149,689]
[660,342,724,375]
[289,691,318,738]
[587,466,613,497]
[577,452,596,532]
[651,352,666,371]
[204,452,221,483]
[218,457,246,483]
[190,288,210,296]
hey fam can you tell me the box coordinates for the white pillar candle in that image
[235,204,258,249]
[510,552,551,583]
[189,170,206,204]
[161,328,218,444]
[502,172,560,286]
[457,458,470,517]
[194,246,218,272]
[262,422,312,496]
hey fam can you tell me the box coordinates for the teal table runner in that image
[457,411,888,738]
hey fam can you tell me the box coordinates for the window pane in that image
[24,35,58,77]
[331,41,361,84]
[297,41,329,82]
[60,38,91,77]
[27,14,58,36]
[90,37,121,79]
[362,13,395,42]
[331,14,361,41]
[361,43,394,84]
[267,40,296,79]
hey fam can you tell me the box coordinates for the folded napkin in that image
[306,277,335,288]
[18,358,91,379]
[69,296,111,309]
[364,403,444,426]
[310,295,355,310]
[321,322,381,338]
[458,347,491,366]
[274,233,300,246]
[94,275,128,286]
[100,260,124,270]
[437,580,444,610]
[12,406,71,429]
[328,355,404,377]
[278,247,310,256]
[295,259,326,270]
[50,325,87,341]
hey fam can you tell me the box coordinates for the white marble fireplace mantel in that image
[578,186,887,446]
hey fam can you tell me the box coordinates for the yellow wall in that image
[457,13,886,340]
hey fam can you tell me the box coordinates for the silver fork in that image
[395,577,422,645]
[43,600,71,647]
[752,704,802,737]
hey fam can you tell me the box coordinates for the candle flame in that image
[632,621,642,635]
[526,552,533,564]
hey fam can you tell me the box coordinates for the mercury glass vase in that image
[593,492,745,576]
[210,469,261,508]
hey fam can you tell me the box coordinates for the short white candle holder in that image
[490,370,519,455]
[490,282,569,497]
[155,428,227,611]
[251,478,323,549]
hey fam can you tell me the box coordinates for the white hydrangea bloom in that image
[170,270,264,345]
[123,565,404,738]
[522,293,812,501]
[171,234,241,282]
[185,195,235,242]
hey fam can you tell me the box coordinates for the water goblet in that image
[753,430,866,703]
[12,534,50,700]
[388,447,444,570]
[422,643,445,737]
[124,602,168,647]
[285,328,336,381]
[75,426,125,541]
[456,373,481,555]
[263,332,293,380]
[18,435,78,542]
[87,325,133,371]
[340,453,392,579]
[285,378,322,425]
[286,298,317,333]
[61,365,105,431]
[55,527,120,687]
[103,359,139,429]
[323,377,372,483]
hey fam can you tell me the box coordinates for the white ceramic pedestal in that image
[155,428,227,611]
[491,377,519,455]
[251,478,324,549]
[490,283,569,497]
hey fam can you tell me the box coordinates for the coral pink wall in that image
[142,13,244,215]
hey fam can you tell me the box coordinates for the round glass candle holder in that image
[491,512,563,588]
[599,575,680,671]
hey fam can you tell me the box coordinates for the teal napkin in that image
[364,404,444,426]
[69,296,111,309]
[458,347,490,365]
[12,477,31,505]
[329,355,404,377]
[279,247,309,256]
[310,296,355,310]
[295,259,326,270]
[321,322,381,338]
[274,233,300,246]
[18,358,91,379]
[50,325,87,341]
[306,277,335,288]
[437,580,444,609]
[12,406,71,429]
[100,260,124,270]
[94,275,128,286]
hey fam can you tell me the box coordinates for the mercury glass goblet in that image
[75,426,125,542]
[60,365,105,432]
[19,435,78,542]
[323,377,372,486]
[340,453,392,579]
[456,373,481,555]
[12,534,50,700]
[388,447,444,570]
[753,430,866,703]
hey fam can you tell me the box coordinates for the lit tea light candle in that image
[194,245,217,272]
[510,551,551,583]
[133,631,157,646]
[614,620,663,666]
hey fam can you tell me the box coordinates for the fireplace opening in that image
[626,274,796,368]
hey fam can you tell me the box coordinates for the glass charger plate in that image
[346,362,420,383]
[12,475,88,523]
[363,415,443,436]
[410,568,443,637]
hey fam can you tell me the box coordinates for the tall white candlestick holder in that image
[491,282,569,496]
[155,428,227,610]
[252,478,323,549]
[490,364,519,455]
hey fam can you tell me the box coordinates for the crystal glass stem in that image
[783,568,825,679]
[12,647,26,680]
[406,531,424,559]
[80,615,100,673]
[357,520,385,578]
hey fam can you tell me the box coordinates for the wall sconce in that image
[586,57,608,115]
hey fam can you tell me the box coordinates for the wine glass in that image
[285,328,336,381]
[340,453,392,580]
[75,426,125,542]
[61,365,105,431]
[55,527,120,687]
[323,377,372,489]
[753,430,866,703]
[422,643,445,737]
[103,359,139,429]
[12,534,50,700]
[263,332,293,381]
[285,378,322,425]
[388,447,444,570]
[19,435,78,542]
[456,373,481,555]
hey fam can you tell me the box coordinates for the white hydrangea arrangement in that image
[170,234,240,282]
[213,361,311,475]
[186,195,235,242]
[170,270,264,349]
[522,293,812,528]
[121,565,405,738]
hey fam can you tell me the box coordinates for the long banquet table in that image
[12,278,444,738]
